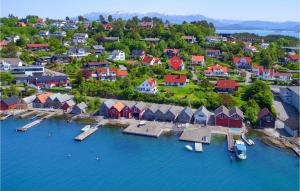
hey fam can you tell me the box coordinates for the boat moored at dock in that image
[234,140,247,160]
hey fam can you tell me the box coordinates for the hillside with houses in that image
[0,14,299,132]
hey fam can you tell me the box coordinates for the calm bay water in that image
[216,29,300,38]
[1,117,299,191]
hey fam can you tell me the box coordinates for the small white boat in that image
[185,145,193,151]
[81,125,91,131]
[248,139,255,145]
[241,134,254,146]
[138,120,146,127]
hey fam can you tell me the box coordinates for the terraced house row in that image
[98,99,244,128]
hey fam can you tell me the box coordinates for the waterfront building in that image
[177,107,194,123]
[131,102,147,119]
[155,105,171,121]
[108,102,125,119]
[143,104,159,121]
[99,100,115,117]
[62,100,76,112]
[214,106,244,128]
[194,106,211,125]
[257,108,275,128]
[71,102,88,114]
[0,96,18,110]
[32,92,52,108]
[164,106,182,122]
[122,101,137,118]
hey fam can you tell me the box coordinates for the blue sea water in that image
[1,117,299,191]
[216,29,300,38]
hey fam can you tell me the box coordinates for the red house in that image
[62,100,75,112]
[131,102,147,119]
[0,96,18,110]
[169,56,184,70]
[214,106,244,128]
[26,44,49,51]
[216,80,239,93]
[108,101,125,119]
[164,74,187,86]
[121,101,136,118]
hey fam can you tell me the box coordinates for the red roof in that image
[288,54,300,61]
[216,80,239,89]
[274,72,291,77]
[147,78,157,87]
[191,55,204,62]
[96,67,128,77]
[142,56,161,65]
[26,44,49,48]
[164,74,187,83]
[169,56,183,70]
[233,57,251,64]
[117,70,128,76]
[204,64,228,73]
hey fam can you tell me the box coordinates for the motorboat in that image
[81,125,91,131]
[185,145,193,151]
[234,140,247,160]
[241,134,255,146]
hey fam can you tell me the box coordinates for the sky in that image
[1,0,299,22]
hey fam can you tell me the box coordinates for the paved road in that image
[245,71,252,84]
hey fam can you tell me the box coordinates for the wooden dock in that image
[0,114,11,121]
[292,146,300,156]
[227,132,235,152]
[17,119,43,132]
[18,110,36,118]
[123,123,163,138]
[74,126,99,141]
[179,128,211,143]
[194,142,203,152]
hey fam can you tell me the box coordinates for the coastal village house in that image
[244,45,257,52]
[122,101,137,118]
[26,44,49,51]
[206,49,221,58]
[72,33,88,44]
[164,74,187,87]
[190,55,205,66]
[257,108,275,128]
[99,100,115,117]
[206,36,227,43]
[131,102,147,119]
[15,75,68,88]
[62,99,75,112]
[214,106,244,128]
[216,80,239,93]
[204,64,229,77]
[181,36,197,44]
[110,50,125,61]
[177,107,194,123]
[39,30,50,37]
[71,102,88,115]
[67,48,90,58]
[135,78,158,94]
[0,58,24,71]
[95,67,128,81]
[287,54,300,62]
[193,106,211,125]
[0,96,18,110]
[92,45,105,54]
[83,61,111,69]
[169,56,184,70]
[164,106,182,122]
[233,57,251,70]
[252,66,291,81]
[52,31,67,37]
[108,101,125,119]
[164,48,179,58]
[143,104,159,121]
[139,21,153,29]
[155,105,171,121]
[142,56,161,66]
[21,95,36,109]
[131,50,145,59]
[32,92,52,108]
[103,23,113,31]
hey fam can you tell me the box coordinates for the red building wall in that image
[0,102,16,111]
[108,107,121,119]
[215,115,243,128]
[228,119,242,128]
[122,107,131,118]
[215,115,229,127]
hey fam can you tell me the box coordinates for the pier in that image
[18,110,36,118]
[227,132,235,152]
[194,143,203,152]
[123,121,164,138]
[179,127,211,143]
[74,125,99,141]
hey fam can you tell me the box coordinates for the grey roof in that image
[214,105,229,116]
[65,99,75,106]
[0,58,24,66]
[180,107,194,117]
[229,107,244,119]
[148,104,160,113]
[134,102,147,111]
[195,106,211,117]
[22,95,36,104]
[122,100,136,108]
[48,93,61,101]
[92,45,105,50]
[2,96,18,105]
[157,104,171,114]
[53,93,72,103]
[76,102,87,110]
[168,106,182,116]
[103,99,115,108]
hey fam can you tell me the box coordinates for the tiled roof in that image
[204,64,228,73]
[288,54,300,61]
[169,56,183,70]
[146,78,157,87]
[229,107,244,119]
[191,55,204,62]
[164,74,187,83]
[76,102,87,110]
[214,105,229,116]
[258,107,273,119]
[113,101,125,112]
[216,80,239,89]
[26,44,49,48]
[36,92,52,103]
[233,57,251,64]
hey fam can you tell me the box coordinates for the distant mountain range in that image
[81,11,300,31]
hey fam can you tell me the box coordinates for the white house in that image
[194,106,211,125]
[67,48,90,58]
[6,35,20,43]
[0,58,24,71]
[72,33,88,44]
[10,65,44,76]
[135,78,158,94]
[142,56,161,66]
[39,30,50,37]
[52,31,66,37]
[274,73,292,81]
[110,50,125,61]
[190,55,205,66]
